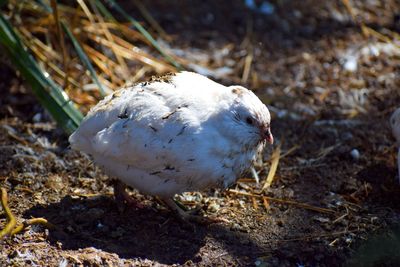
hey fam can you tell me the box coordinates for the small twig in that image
[251,196,258,210]
[262,197,271,211]
[332,213,348,224]
[0,187,53,239]
[341,0,399,45]
[0,187,17,239]
[329,238,339,246]
[237,178,257,183]
[362,26,400,48]
[250,167,259,184]
[280,145,300,159]
[262,144,281,190]
[2,125,28,145]
[11,218,54,236]
[241,51,253,84]
[85,32,171,72]
[241,15,253,84]
[88,0,130,80]
[227,189,335,214]
[51,0,70,89]
[15,186,34,194]
[341,0,369,38]
[132,0,171,42]
[276,229,362,242]
[72,192,113,198]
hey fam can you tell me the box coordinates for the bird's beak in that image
[262,128,273,144]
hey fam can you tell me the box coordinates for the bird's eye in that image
[245,116,253,125]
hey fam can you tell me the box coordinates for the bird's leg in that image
[161,197,191,218]
[113,180,143,212]
[161,197,228,225]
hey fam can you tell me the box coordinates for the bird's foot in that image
[161,197,229,226]
[113,180,144,213]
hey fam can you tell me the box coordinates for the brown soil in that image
[1,1,400,266]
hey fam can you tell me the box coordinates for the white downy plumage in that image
[390,107,400,183]
[69,72,273,214]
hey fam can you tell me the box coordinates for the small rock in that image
[32,113,42,122]
[313,216,330,223]
[343,55,358,72]
[46,174,64,191]
[207,202,220,213]
[230,223,243,232]
[350,149,360,160]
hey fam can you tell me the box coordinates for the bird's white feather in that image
[69,72,271,197]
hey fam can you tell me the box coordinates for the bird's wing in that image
[69,72,232,151]
[69,72,234,183]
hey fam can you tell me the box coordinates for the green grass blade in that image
[0,14,83,134]
[32,0,183,71]
[92,0,116,22]
[32,0,108,97]
[33,0,52,12]
[61,21,108,97]
[103,0,183,70]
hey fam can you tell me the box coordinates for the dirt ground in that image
[1,0,400,266]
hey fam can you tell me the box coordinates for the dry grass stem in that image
[227,190,335,214]
[86,33,170,72]
[11,218,54,236]
[0,187,54,239]
[280,145,300,159]
[241,51,253,84]
[341,0,369,38]
[132,0,171,42]
[251,196,259,210]
[262,197,271,211]
[277,229,362,242]
[3,0,181,113]
[262,144,281,190]
[237,178,257,183]
[51,0,70,89]
[27,43,80,88]
[87,1,130,79]
[0,187,17,239]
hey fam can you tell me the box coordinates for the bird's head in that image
[222,86,273,148]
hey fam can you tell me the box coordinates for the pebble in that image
[32,113,42,122]
[350,149,360,160]
[207,202,220,213]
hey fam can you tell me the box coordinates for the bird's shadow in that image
[24,195,266,264]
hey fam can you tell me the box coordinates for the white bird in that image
[390,107,400,183]
[69,71,273,221]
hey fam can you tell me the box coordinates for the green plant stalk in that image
[0,14,83,134]
[61,21,108,97]
[33,0,52,12]
[103,0,183,71]
[92,0,116,22]
[30,0,108,97]
[33,0,182,72]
